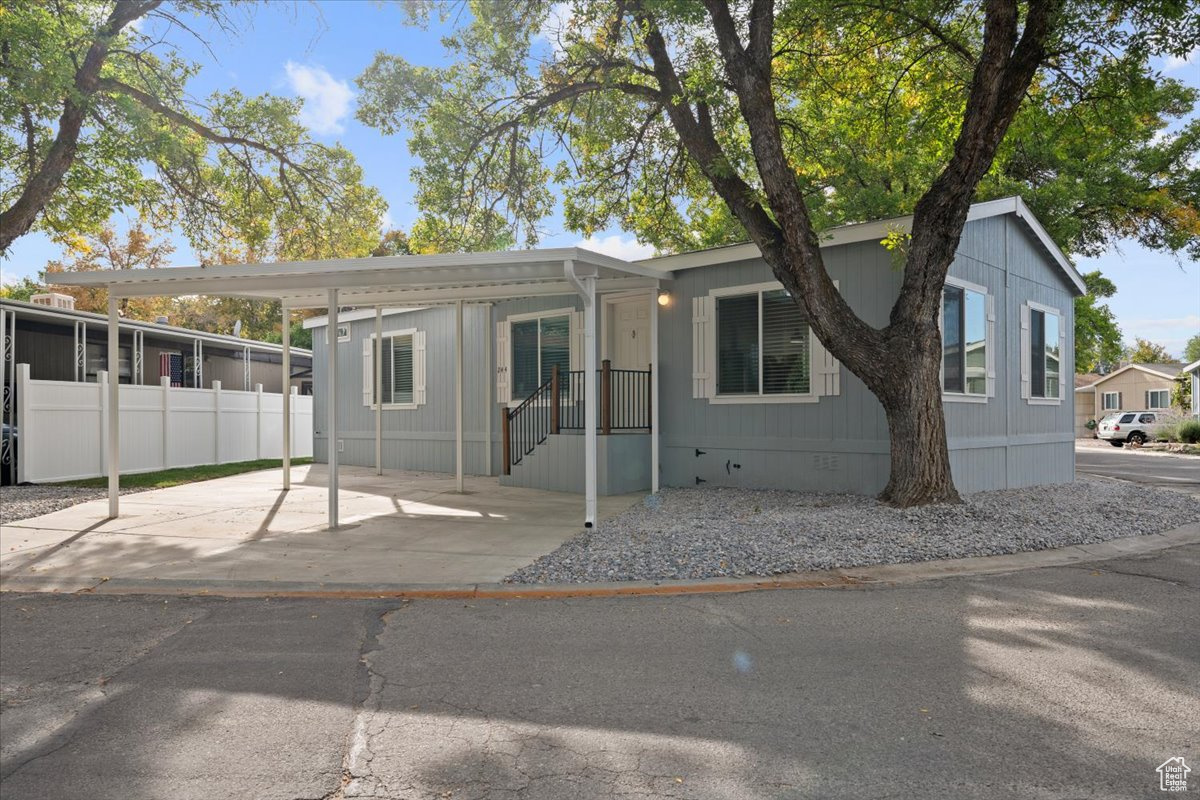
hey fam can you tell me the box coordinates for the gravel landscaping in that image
[507,476,1200,583]
[0,484,148,526]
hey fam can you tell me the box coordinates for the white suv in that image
[1096,411,1171,447]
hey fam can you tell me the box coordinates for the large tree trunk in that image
[875,319,960,506]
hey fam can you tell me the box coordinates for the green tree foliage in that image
[0,275,41,301]
[1127,337,1174,364]
[1074,271,1123,372]
[0,1,386,256]
[1184,333,1200,363]
[356,0,1199,506]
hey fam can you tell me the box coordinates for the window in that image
[1147,389,1170,409]
[1027,305,1061,399]
[1119,413,1136,424]
[511,314,571,398]
[1138,413,1156,424]
[716,288,810,397]
[942,284,987,395]
[1102,391,1120,410]
[363,329,425,408]
[324,324,351,344]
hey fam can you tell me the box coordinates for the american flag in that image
[160,353,183,387]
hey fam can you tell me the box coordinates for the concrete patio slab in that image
[1,465,642,591]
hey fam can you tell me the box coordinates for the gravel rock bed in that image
[507,476,1200,584]
[0,484,149,526]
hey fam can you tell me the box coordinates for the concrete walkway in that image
[0,465,641,591]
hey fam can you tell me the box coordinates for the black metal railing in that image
[503,362,652,475]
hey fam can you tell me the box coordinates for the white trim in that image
[638,196,1086,296]
[708,281,819,404]
[1024,300,1064,405]
[1146,389,1170,409]
[940,276,992,402]
[505,306,576,324]
[364,327,422,410]
[305,306,424,329]
[1086,362,1183,387]
[503,306,576,407]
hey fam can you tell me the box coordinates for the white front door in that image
[610,298,651,370]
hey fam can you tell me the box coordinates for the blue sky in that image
[2,1,1197,357]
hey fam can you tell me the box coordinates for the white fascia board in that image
[636,195,1087,297]
[1088,363,1180,386]
[1074,384,1096,392]
[304,307,422,329]
[1182,359,1200,374]
[281,276,660,310]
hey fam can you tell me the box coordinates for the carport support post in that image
[649,287,659,493]
[281,303,291,490]
[583,274,597,527]
[455,298,464,493]
[374,305,382,476]
[106,295,120,518]
[327,288,339,529]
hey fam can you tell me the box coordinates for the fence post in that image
[15,364,29,483]
[601,359,612,435]
[501,409,511,476]
[550,364,560,435]
[255,383,263,460]
[212,380,222,464]
[161,376,171,470]
[98,370,108,476]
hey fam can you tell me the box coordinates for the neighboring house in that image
[0,295,312,394]
[1185,359,1200,418]
[308,196,1083,496]
[1074,362,1183,432]
[1073,372,1104,438]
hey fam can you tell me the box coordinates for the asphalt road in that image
[3,545,1198,800]
[1076,446,1200,495]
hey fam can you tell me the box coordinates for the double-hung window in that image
[510,313,571,398]
[375,333,414,406]
[941,283,988,396]
[364,328,425,409]
[1101,391,1120,411]
[1029,307,1061,399]
[716,287,811,397]
[1146,389,1170,409]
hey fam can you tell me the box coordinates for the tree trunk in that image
[875,320,960,506]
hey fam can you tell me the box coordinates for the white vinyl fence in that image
[14,364,313,483]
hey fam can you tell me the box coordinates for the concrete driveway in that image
[1077,442,1200,497]
[2,544,1197,799]
[0,465,639,591]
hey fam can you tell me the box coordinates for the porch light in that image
[657,290,671,307]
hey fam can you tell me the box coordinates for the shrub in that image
[1157,422,1179,443]
[1179,419,1200,445]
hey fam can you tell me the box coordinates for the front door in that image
[610,298,651,370]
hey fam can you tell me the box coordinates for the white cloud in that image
[284,62,354,136]
[379,210,394,232]
[1123,314,1200,359]
[1163,46,1198,72]
[576,233,656,261]
[536,2,573,53]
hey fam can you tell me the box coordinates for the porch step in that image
[501,433,651,496]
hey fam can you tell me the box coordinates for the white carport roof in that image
[52,247,672,307]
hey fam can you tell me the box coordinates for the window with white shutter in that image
[363,328,424,409]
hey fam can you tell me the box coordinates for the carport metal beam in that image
[107,296,119,518]
[282,302,291,490]
[327,288,339,529]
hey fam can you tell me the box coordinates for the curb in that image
[3,523,1197,601]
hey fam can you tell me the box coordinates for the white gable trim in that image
[1087,363,1182,387]
[638,196,1087,296]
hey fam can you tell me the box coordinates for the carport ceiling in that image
[53,248,671,308]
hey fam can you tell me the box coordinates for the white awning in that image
[53,247,672,308]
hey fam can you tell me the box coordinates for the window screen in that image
[716,294,759,395]
[762,290,810,394]
[1030,309,1046,398]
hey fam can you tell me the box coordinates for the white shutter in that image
[692,295,715,398]
[362,337,373,407]
[412,330,427,406]
[811,331,841,397]
[1057,315,1067,400]
[1020,303,1031,400]
[570,310,584,370]
[495,320,511,404]
[985,293,997,397]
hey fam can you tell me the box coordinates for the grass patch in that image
[61,457,313,490]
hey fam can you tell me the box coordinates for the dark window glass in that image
[539,316,570,386]
[942,286,964,393]
[717,294,760,394]
[1030,309,1046,397]
[1120,413,1136,423]
[1139,413,1155,424]
[392,335,413,404]
[511,319,540,398]
[762,290,810,394]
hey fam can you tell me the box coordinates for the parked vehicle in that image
[1096,411,1172,447]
